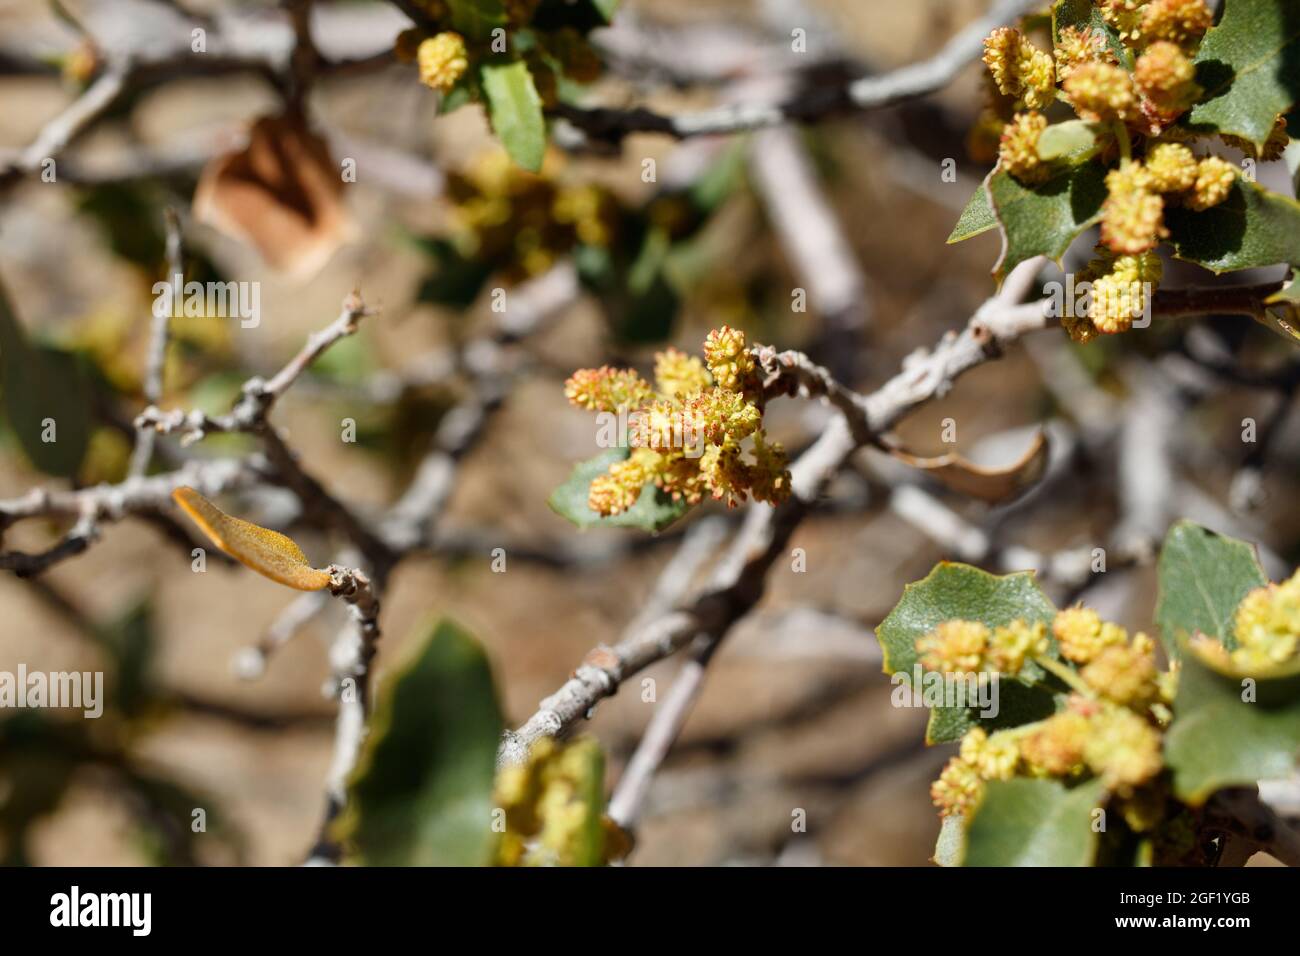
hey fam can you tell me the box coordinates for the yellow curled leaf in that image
[172,486,331,591]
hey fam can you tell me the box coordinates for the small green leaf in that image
[0,277,91,478]
[481,60,546,172]
[947,178,998,244]
[1165,641,1300,804]
[934,813,966,866]
[1036,120,1102,162]
[448,0,507,42]
[989,162,1108,283]
[1166,179,1300,274]
[334,618,503,866]
[1186,0,1300,150]
[548,447,690,533]
[876,562,1059,743]
[1155,520,1267,658]
[963,778,1106,866]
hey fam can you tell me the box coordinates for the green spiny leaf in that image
[989,162,1108,284]
[876,562,1060,743]
[1166,179,1300,274]
[947,177,998,244]
[1186,0,1300,150]
[1155,520,1267,658]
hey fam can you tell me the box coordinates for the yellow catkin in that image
[1187,157,1237,211]
[999,112,1051,184]
[1140,0,1213,50]
[172,487,332,590]
[417,32,469,93]
[1064,61,1137,121]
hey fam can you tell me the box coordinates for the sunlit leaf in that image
[171,487,331,590]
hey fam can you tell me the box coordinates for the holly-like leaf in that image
[963,778,1107,866]
[548,447,690,533]
[0,276,91,478]
[1155,520,1267,658]
[1165,179,1300,274]
[334,618,503,865]
[171,487,332,591]
[876,562,1060,743]
[481,60,546,172]
[1186,0,1300,150]
[1165,640,1300,804]
[947,178,998,244]
[989,162,1108,284]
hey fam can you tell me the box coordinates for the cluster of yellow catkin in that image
[565,328,792,516]
[979,1,1290,341]
[395,0,601,104]
[445,151,618,280]
[922,608,1174,823]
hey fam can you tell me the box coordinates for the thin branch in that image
[234,590,331,680]
[0,67,128,181]
[306,561,381,864]
[555,0,1042,142]
[0,457,260,575]
[129,207,184,479]
[137,292,395,571]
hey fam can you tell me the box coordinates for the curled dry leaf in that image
[886,429,1050,503]
[172,486,331,590]
[193,113,353,278]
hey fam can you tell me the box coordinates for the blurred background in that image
[1,0,1296,865]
